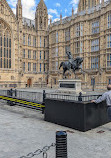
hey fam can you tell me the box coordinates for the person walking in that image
[91,84,111,121]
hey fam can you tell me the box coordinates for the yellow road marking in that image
[0,95,45,108]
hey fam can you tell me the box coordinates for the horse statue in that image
[59,52,83,78]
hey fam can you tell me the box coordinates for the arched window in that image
[0,21,11,69]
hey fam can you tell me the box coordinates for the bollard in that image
[42,90,46,114]
[8,89,14,106]
[56,131,67,158]
[43,90,46,103]
[78,92,82,102]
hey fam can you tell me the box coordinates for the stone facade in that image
[0,0,111,89]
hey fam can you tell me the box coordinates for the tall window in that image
[44,38,45,47]
[91,78,95,86]
[28,50,31,59]
[23,62,25,71]
[107,54,111,67]
[28,35,31,46]
[91,57,99,69]
[40,63,41,72]
[56,61,58,70]
[56,47,58,57]
[75,42,80,53]
[23,49,25,58]
[92,21,99,34]
[44,63,45,72]
[33,63,36,72]
[108,13,111,28]
[80,42,83,53]
[65,29,70,41]
[91,39,99,52]
[40,36,41,47]
[23,34,25,45]
[0,27,11,69]
[33,36,36,47]
[56,32,58,43]
[80,23,83,36]
[33,51,36,59]
[76,24,80,37]
[44,51,45,59]
[28,62,31,71]
[40,51,41,60]
[76,23,83,37]
[107,34,111,48]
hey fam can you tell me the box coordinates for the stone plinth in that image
[58,79,83,94]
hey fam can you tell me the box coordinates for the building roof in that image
[22,0,110,28]
[22,17,35,28]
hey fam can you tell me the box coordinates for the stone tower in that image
[78,0,100,12]
[35,0,48,31]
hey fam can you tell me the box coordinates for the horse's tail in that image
[59,62,64,69]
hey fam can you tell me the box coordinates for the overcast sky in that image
[7,0,106,23]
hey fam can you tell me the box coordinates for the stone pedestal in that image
[58,79,83,94]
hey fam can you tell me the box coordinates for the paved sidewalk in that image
[0,101,111,158]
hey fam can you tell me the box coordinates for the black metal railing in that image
[0,89,102,103]
[0,89,43,103]
[16,90,43,103]
[45,93,102,102]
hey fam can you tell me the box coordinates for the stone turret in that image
[78,0,100,12]
[72,8,74,18]
[35,0,48,31]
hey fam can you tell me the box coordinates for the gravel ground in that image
[0,101,111,158]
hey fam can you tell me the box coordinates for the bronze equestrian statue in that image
[59,52,83,78]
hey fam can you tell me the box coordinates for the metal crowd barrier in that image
[0,89,45,113]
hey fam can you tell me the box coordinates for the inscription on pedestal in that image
[60,83,75,88]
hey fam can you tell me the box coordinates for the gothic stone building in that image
[0,0,111,89]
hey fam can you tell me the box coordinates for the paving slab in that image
[0,101,111,158]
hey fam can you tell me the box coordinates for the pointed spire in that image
[86,0,88,10]
[60,13,62,24]
[102,0,104,5]
[38,0,46,8]
[50,18,52,24]
[17,0,21,5]
[72,8,74,16]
